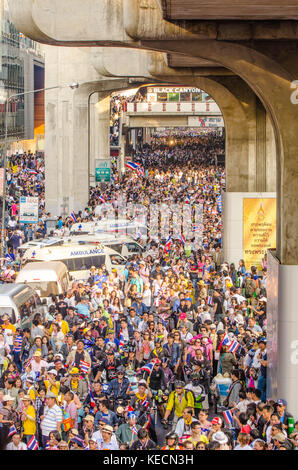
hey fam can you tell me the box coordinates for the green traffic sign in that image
[95,168,111,182]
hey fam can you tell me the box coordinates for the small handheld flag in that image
[88,383,96,408]
[179,233,186,245]
[8,424,17,437]
[222,409,233,427]
[207,296,213,306]
[70,211,77,223]
[99,195,106,204]
[79,360,90,374]
[27,435,39,450]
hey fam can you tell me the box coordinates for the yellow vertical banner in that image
[243,198,276,270]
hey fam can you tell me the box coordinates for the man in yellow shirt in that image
[163,381,194,429]
[20,395,36,443]
[189,421,209,446]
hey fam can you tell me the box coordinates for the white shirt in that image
[6,441,27,450]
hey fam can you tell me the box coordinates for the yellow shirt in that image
[166,390,194,418]
[23,405,36,435]
[28,387,36,402]
[44,379,60,396]
[190,435,209,446]
[48,321,69,335]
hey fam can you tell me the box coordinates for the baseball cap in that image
[33,351,42,357]
[3,395,15,402]
[46,391,57,399]
[277,399,287,407]
[99,417,110,425]
[48,369,58,376]
[212,417,223,425]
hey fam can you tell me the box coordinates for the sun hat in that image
[83,415,95,422]
[273,433,286,443]
[212,431,229,444]
[33,351,42,357]
[21,395,32,401]
[3,395,15,402]
[102,424,113,434]
[48,369,58,376]
[69,367,80,375]
[45,391,57,399]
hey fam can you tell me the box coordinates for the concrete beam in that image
[10,0,298,46]
[160,0,298,20]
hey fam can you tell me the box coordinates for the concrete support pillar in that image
[266,114,277,193]
[255,98,267,192]
[90,92,110,187]
[118,133,126,176]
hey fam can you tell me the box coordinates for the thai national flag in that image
[99,195,106,204]
[125,161,140,171]
[223,409,233,427]
[179,233,186,245]
[88,383,96,408]
[207,296,213,306]
[79,360,90,374]
[70,211,77,223]
[218,333,231,351]
[27,435,39,450]
[140,361,155,376]
[8,424,17,437]
[164,235,172,254]
[119,329,125,351]
[137,166,145,177]
[27,169,38,175]
[193,225,200,232]
[141,396,149,408]
[229,339,241,353]
[131,425,138,436]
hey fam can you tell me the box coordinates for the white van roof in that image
[0,284,36,307]
[16,261,68,283]
[22,242,125,262]
[19,237,65,251]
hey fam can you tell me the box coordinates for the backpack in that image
[245,278,256,298]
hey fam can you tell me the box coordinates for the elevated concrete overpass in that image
[8,0,298,415]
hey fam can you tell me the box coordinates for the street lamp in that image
[0,81,80,260]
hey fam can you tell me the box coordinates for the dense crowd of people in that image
[0,132,297,452]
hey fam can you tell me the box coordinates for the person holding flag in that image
[115,411,141,446]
